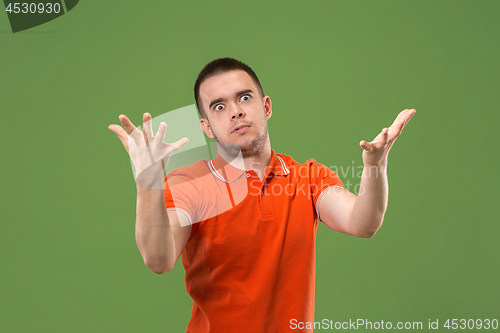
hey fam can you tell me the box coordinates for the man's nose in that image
[231,105,245,119]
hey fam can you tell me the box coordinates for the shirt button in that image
[246,173,251,178]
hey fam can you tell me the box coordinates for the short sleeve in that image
[309,159,346,214]
[163,169,201,226]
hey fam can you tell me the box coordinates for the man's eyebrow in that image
[209,89,254,110]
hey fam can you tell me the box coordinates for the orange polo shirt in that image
[163,149,345,333]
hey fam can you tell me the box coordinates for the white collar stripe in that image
[209,160,229,183]
[276,155,290,175]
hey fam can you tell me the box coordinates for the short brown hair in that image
[194,57,264,118]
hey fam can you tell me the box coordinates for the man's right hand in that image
[108,112,189,189]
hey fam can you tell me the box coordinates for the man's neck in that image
[218,142,272,182]
[242,144,272,182]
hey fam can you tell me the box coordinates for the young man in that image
[108,57,415,332]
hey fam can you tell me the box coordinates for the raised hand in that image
[108,112,189,189]
[359,109,416,167]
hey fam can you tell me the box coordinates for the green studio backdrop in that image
[1,0,499,332]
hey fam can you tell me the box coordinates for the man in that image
[108,57,415,332]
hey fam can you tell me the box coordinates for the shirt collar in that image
[269,149,290,176]
[208,149,290,184]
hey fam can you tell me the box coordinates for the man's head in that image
[195,58,272,159]
[194,57,264,118]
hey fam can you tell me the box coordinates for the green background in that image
[1,0,499,331]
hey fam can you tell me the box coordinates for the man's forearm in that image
[135,186,176,273]
[347,162,388,238]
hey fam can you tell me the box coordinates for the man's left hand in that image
[360,108,416,167]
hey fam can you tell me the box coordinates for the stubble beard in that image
[213,122,268,159]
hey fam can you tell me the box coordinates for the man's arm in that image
[318,109,416,238]
[135,186,190,274]
[109,112,190,273]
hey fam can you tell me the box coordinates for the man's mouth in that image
[232,124,250,134]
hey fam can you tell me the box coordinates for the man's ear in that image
[200,118,214,139]
[263,96,272,120]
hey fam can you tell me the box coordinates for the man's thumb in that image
[172,137,189,152]
[360,140,372,151]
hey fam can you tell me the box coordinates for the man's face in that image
[199,70,272,158]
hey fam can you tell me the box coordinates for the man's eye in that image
[240,95,250,102]
[215,104,224,111]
